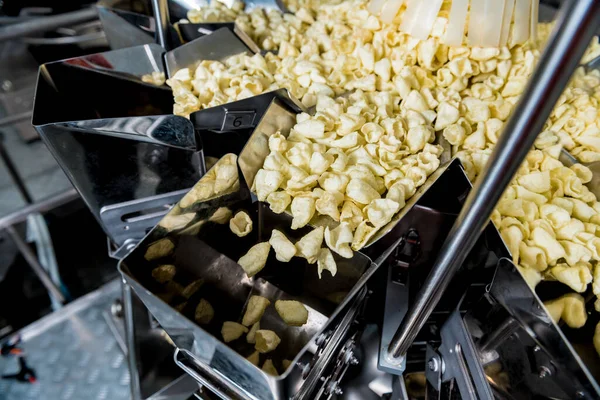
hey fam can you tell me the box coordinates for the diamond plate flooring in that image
[0,279,130,400]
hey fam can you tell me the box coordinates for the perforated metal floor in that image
[0,279,130,400]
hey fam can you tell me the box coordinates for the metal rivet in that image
[538,366,552,379]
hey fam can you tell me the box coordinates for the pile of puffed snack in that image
[160,0,600,358]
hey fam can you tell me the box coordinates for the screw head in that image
[349,356,359,365]
[333,386,343,395]
[428,358,439,372]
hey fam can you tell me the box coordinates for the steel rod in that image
[151,0,170,51]
[6,225,66,304]
[387,0,600,360]
[0,188,79,230]
[0,136,33,204]
[0,8,98,43]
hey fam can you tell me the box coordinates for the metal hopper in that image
[96,0,277,50]
[31,21,297,256]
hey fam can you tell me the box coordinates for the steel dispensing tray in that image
[118,171,374,400]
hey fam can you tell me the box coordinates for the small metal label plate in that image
[221,110,256,131]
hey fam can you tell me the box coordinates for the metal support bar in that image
[122,281,142,400]
[0,135,33,204]
[387,0,600,360]
[5,225,66,304]
[0,188,79,230]
[0,8,98,43]
[151,0,171,51]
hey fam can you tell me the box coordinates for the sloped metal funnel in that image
[32,43,202,251]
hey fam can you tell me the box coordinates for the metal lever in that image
[386,0,600,362]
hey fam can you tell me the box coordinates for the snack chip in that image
[238,243,271,277]
[269,230,297,262]
[296,227,324,264]
[230,211,253,237]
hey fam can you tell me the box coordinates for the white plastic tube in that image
[444,0,469,46]
[513,0,532,44]
[368,0,387,16]
[409,0,444,40]
[468,0,486,46]
[481,0,506,47]
[500,0,516,47]
[380,0,404,24]
[530,0,539,43]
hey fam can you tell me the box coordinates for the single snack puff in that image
[242,296,271,326]
[144,238,175,261]
[275,300,309,326]
[255,330,281,353]
[195,299,215,325]
[238,243,271,277]
[152,265,176,283]
[230,211,253,237]
[222,321,249,343]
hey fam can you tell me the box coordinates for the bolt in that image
[1,80,12,92]
[428,358,439,372]
[315,333,327,346]
[349,356,359,365]
[111,300,123,318]
[538,366,552,379]
[333,386,343,395]
[533,346,541,352]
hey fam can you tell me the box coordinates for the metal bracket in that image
[100,188,189,247]
[438,310,494,400]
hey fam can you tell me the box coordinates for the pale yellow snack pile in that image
[175,0,600,352]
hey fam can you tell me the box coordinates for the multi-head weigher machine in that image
[25,0,600,398]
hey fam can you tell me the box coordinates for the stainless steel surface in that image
[164,27,258,77]
[0,279,130,400]
[293,289,367,400]
[5,225,67,305]
[0,188,79,230]
[33,44,202,247]
[437,310,494,399]
[100,189,191,251]
[388,0,600,361]
[151,0,171,50]
[120,196,373,400]
[464,259,600,398]
[0,8,99,43]
[97,5,155,50]
[175,348,255,400]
